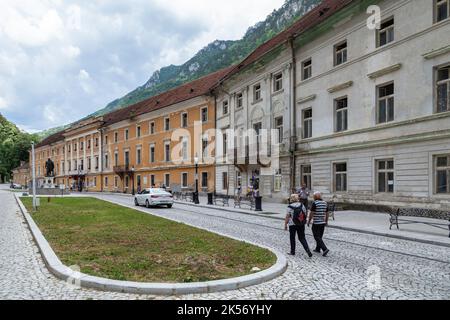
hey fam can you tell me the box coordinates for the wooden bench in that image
[213,194,230,207]
[172,191,182,201]
[181,191,194,202]
[234,195,255,210]
[389,208,450,238]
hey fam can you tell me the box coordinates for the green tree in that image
[0,114,39,183]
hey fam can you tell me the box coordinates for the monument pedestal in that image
[36,177,70,196]
[43,177,56,189]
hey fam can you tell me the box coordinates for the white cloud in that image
[0,96,7,110]
[66,5,82,31]
[0,0,286,131]
[1,7,64,47]
[78,69,90,80]
[15,124,41,134]
[78,69,93,93]
[62,45,81,59]
[43,104,59,124]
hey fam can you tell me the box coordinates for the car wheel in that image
[134,198,139,206]
[167,204,173,208]
[145,200,150,208]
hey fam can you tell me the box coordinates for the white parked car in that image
[134,188,174,208]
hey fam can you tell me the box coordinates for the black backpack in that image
[290,204,307,226]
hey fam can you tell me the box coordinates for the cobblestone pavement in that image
[1,188,449,300]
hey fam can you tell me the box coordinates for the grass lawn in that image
[21,197,276,283]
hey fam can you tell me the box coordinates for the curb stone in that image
[14,194,287,295]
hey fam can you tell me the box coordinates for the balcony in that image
[232,140,271,172]
[113,165,133,177]
[233,146,249,173]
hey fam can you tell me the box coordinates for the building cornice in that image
[297,94,316,105]
[422,44,450,59]
[297,111,450,146]
[296,129,450,156]
[327,81,353,93]
[367,63,402,79]
[297,17,450,88]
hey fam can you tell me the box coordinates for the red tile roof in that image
[220,0,354,81]
[35,66,233,146]
[102,66,234,127]
[36,130,65,148]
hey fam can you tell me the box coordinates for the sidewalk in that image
[175,195,450,247]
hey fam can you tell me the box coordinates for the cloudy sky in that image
[0,0,285,133]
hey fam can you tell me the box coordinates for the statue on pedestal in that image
[45,158,55,177]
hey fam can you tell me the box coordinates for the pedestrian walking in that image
[297,183,310,207]
[285,194,312,258]
[307,191,330,257]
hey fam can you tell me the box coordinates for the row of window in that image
[222,73,284,116]
[299,155,450,195]
[112,138,210,167]
[301,64,450,139]
[109,108,209,144]
[65,137,99,154]
[57,109,210,157]
[105,172,209,189]
[301,0,450,81]
[63,156,100,173]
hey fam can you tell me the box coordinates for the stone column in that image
[90,135,94,173]
[83,136,87,174]
[99,132,103,173]
[76,139,79,171]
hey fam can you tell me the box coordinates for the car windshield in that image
[150,189,168,194]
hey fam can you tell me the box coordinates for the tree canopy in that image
[0,114,40,183]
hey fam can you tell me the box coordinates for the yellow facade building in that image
[11,162,30,187]
[30,67,230,194]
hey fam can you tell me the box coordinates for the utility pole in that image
[31,141,37,212]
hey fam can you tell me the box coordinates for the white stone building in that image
[215,0,450,211]
[214,45,295,201]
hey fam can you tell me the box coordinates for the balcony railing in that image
[113,165,132,174]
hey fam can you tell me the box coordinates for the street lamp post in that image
[31,141,37,212]
[131,166,135,196]
[78,165,82,192]
[193,156,199,204]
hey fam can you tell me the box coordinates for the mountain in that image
[36,125,70,141]
[0,113,39,182]
[40,0,322,137]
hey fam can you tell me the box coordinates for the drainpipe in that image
[100,128,104,193]
[289,37,297,194]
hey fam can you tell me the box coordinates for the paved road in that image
[1,187,449,300]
